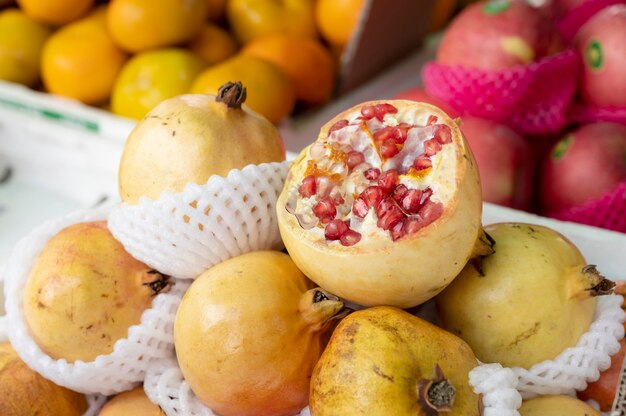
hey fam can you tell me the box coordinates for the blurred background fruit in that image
[187,23,238,67]
[191,54,296,123]
[41,6,128,105]
[111,48,206,120]
[242,35,336,107]
[106,0,208,52]
[314,0,364,48]
[16,0,95,26]
[206,0,227,22]
[226,0,317,44]
[0,8,51,87]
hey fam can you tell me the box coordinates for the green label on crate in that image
[586,39,603,70]
[0,96,99,133]
[483,0,510,15]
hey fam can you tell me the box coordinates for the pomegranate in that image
[393,86,460,118]
[174,251,347,416]
[437,0,555,70]
[99,386,164,416]
[575,5,626,107]
[22,221,170,362]
[519,395,602,415]
[539,122,626,213]
[118,81,285,204]
[460,117,533,209]
[577,337,625,411]
[436,222,615,369]
[0,342,88,416]
[276,100,492,308]
[310,306,481,415]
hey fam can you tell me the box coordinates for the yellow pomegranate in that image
[118,81,285,204]
[0,342,88,415]
[519,395,602,415]
[174,251,347,416]
[22,221,171,363]
[98,386,164,416]
[436,222,615,369]
[276,100,492,308]
[310,306,481,415]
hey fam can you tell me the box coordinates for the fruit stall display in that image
[1,0,626,416]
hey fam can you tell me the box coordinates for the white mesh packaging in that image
[144,357,312,416]
[108,161,290,280]
[3,207,191,395]
[470,363,522,416]
[513,294,626,399]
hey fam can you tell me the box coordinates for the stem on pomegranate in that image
[216,81,247,109]
[583,265,615,296]
[417,364,456,416]
[142,270,173,295]
[300,288,348,331]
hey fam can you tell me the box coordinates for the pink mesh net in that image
[548,181,626,233]
[422,49,581,135]
[557,0,626,42]
[568,104,626,125]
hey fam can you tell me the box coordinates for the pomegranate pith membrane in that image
[284,103,458,245]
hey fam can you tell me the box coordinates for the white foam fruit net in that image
[513,294,626,399]
[3,207,191,396]
[108,161,290,280]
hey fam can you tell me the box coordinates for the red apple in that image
[437,0,555,70]
[540,122,626,213]
[393,86,460,118]
[575,5,626,107]
[460,117,533,209]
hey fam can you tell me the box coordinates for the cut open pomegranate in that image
[277,100,490,308]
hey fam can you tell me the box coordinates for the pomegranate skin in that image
[437,0,554,70]
[575,5,626,107]
[460,117,533,209]
[277,101,485,309]
[540,122,626,213]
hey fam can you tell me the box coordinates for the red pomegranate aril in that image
[380,139,400,158]
[364,168,381,181]
[361,105,376,120]
[331,193,345,206]
[420,187,433,204]
[312,196,337,224]
[374,103,398,121]
[340,229,362,246]
[424,138,442,156]
[413,155,432,170]
[360,186,385,209]
[324,219,349,240]
[328,119,349,134]
[298,175,316,198]
[377,169,399,194]
[427,115,438,125]
[392,124,410,144]
[392,184,409,203]
[346,151,365,170]
[352,197,369,218]
[390,219,406,241]
[403,216,425,235]
[373,126,394,142]
[402,189,423,213]
[434,124,452,144]
[376,200,404,231]
[417,200,444,227]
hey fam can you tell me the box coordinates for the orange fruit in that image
[41,7,128,105]
[0,8,52,87]
[191,54,296,123]
[106,0,208,52]
[16,0,95,26]
[315,0,365,47]
[111,48,206,120]
[207,0,227,22]
[187,23,238,66]
[242,35,336,107]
